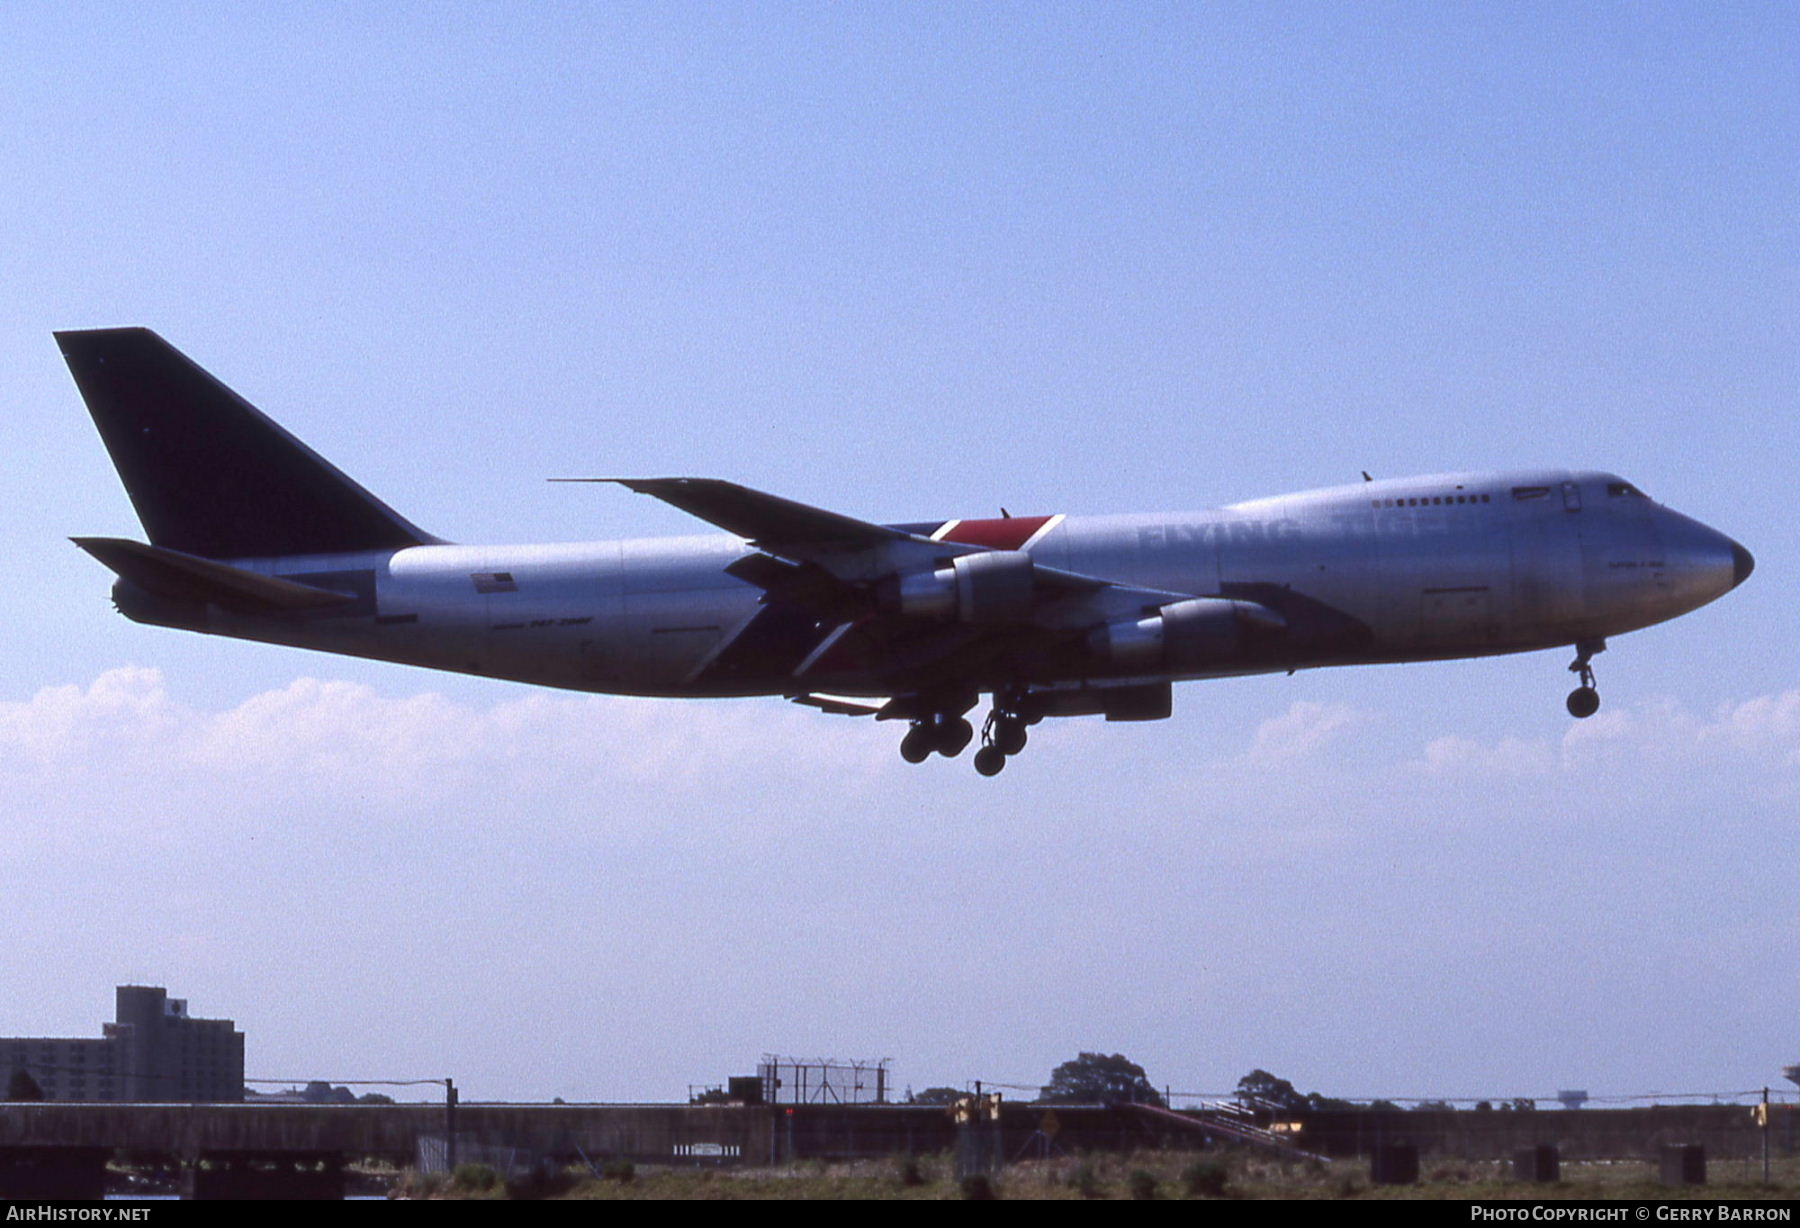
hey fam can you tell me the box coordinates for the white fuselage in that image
[154,468,1744,702]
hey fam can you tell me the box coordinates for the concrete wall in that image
[0,1103,773,1165]
[0,1101,1787,1166]
[1289,1106,1793,1161]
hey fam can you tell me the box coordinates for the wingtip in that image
[547,477,700,494]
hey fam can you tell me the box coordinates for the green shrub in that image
[960,1173,998,1200]
[505,1166,578,1200]
[391,1169,445,1199]
[1183,1158,1230,1197]
[450,1162,501,1193]
[1069,1162,1103,1199]
[1127,1169,1159,1200]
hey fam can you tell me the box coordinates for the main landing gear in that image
[897,692,1041,775]
[1565,638,1605,719]
[971,699,1039,777]
[899,713,973,763]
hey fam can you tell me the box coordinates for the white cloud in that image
[1563,690,1800,766]
[10,673,1792,817]
[1240,699,1370,766]
[0,666,180,762]
[0,666,893,832]
[1409,689,1800,781]
[1414,733,1558,777]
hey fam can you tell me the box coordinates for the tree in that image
[1235,1070,1354,1113]
[1039,1053,1163,1107]
[911,1086,963,1106]
[301,1081,355,1104]
[7,1068,45,1101]
[1235,1070,1305,1112]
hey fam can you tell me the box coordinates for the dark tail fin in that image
[57,328,440,559]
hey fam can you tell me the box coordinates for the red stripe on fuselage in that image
[937,516,1054,551]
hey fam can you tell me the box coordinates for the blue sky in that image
[0,2,1794,1104]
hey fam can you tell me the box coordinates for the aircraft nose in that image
[1730,539,1755,589]
[1652,510,1750,610]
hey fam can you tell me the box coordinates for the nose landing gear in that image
[1565,638,1605,719]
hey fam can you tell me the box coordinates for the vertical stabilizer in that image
[57,328,439,559]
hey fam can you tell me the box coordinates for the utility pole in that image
[446,1078,459,1172]
[1762,1086,1770,1184]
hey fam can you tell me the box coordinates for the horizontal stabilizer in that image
[72,537,357,611]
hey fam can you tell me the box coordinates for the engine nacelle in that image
[1087,597,1282,670]
[889,550,1036,624]
[1023,682,1173,722]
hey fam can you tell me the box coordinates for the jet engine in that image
[1021,682,1174,722]
[886,550,1036,624]
[1088,597,1284,670]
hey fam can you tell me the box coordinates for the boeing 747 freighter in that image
[60,328,1753,775]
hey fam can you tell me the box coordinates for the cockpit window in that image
[1607,482,1647,498]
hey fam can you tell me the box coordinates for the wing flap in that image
[789,693,885,717]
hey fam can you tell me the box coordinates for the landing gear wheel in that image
[1565,638,1605,720]
[934,716,973,758]
[993,717,1027,756]
[974,745,1007,776]
[900,724,934,763]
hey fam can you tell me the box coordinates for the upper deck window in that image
[1512,486,1551,501]
[1606,482,1647,498]
[1376,493,1491,508]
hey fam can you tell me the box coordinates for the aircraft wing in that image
[562,476,1156,599]
[554,477,940,556]
[562,476,1243,697]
